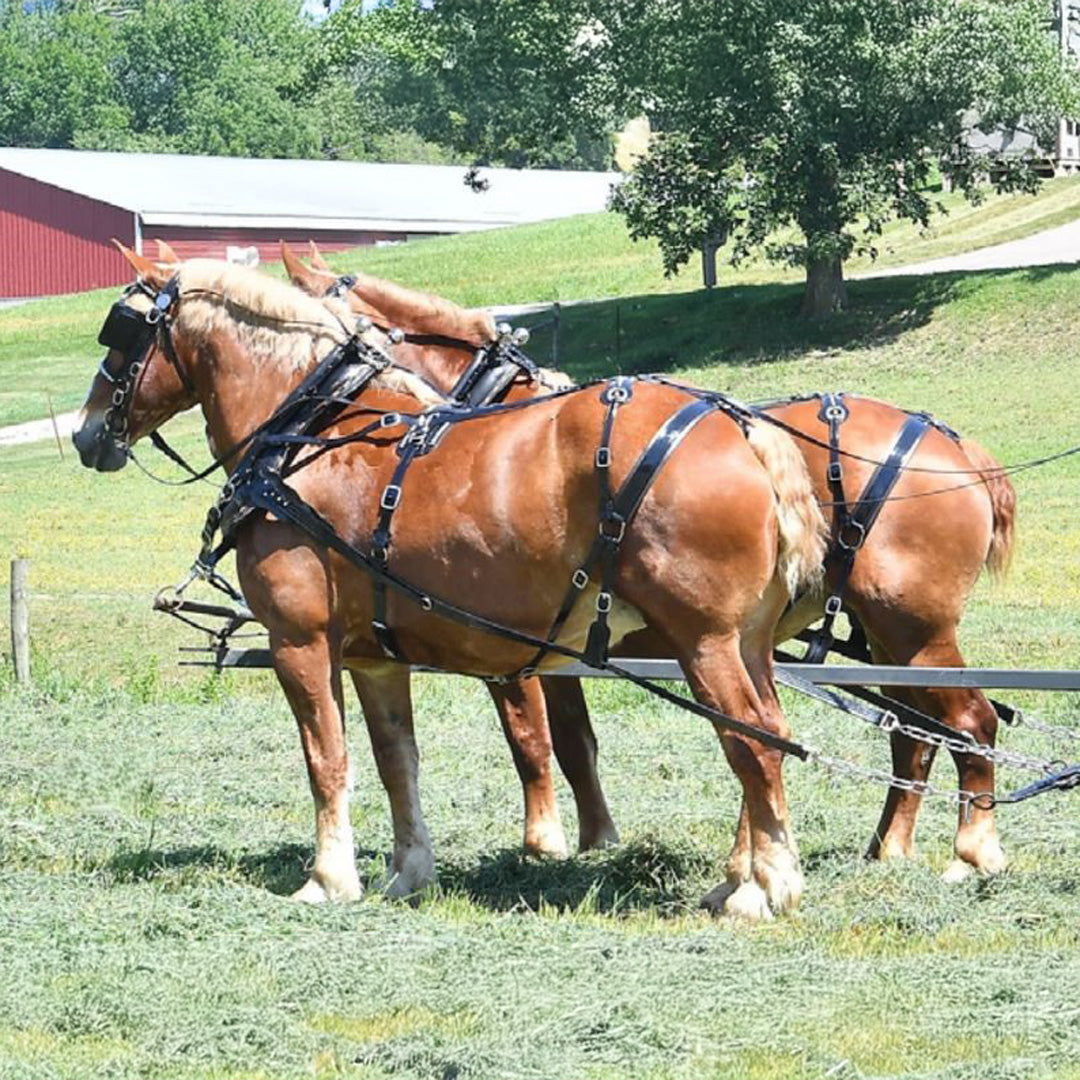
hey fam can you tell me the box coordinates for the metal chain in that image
[808,751,984,807]
[805,709,1070,809]
[1009,709,1080,748]
[884,717,1063,776]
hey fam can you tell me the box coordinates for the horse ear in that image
[112,239,171,287]
[307,241,332,271]
[155,239,180,263]
[280,240,330,296]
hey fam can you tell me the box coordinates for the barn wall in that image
[148,227,414,264]
[0,169,134,297]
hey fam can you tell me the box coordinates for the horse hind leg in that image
[486,678,569,858]
[350,665,435,899]
[862,626,1006,879]
[272,635,362,903]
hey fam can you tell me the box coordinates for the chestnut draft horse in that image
[74,250,826,921]
[282,242,1017,883]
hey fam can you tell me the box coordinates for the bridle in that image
[95,275,190,452]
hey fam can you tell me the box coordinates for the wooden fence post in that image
[10,558,29,685]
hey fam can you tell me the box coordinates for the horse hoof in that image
[578,823,620,852]
[291,875,362,904]
[385,846,435,900]
[942,858,976,883]
[701,879,774,922]
[524,821,570,860]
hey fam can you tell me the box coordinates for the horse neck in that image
[183,324,325,468]
[396,339,474,396]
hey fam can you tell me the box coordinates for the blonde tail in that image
[960,437,1016,580]
[746,418,827,597]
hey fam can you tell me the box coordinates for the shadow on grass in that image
[435,836,717,916]
[106,842,375,896]
[104,838,714,914]
[515,274,969,383]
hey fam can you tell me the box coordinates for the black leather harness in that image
[187,337,799,755]
[777,393,960,664]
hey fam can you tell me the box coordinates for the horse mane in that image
[174,260,442,406]
[346,268,497,346]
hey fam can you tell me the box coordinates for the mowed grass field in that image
[2,205,1080,1078]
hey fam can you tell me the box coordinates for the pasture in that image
[3,219,1080,1078]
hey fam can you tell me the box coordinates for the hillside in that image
[4,174,1080,428]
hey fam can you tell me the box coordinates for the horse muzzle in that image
[72,414,128,472]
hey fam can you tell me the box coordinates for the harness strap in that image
[804,411,932,664]
[585,377,634,665]
[369,421,427,661]
[533,384,724,673]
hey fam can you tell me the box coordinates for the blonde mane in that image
[174,260,442,406]
[346,268,497,346]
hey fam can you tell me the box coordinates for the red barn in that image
[0,148,617,298]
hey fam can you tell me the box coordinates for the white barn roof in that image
[0,148,618,232]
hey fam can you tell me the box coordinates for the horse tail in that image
[745,419,827,598]
[960,437,1016,580]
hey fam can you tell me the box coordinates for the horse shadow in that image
[104,836,718,915]
[434,836,719,915]
[105,842,359,896]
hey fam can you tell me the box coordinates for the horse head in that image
[73,243,196,472]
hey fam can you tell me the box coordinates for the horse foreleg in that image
[486,679,568,858]
[682,632,802,921]
[273,636,361,903]
[540,676,620,851]
[349,665,435,899]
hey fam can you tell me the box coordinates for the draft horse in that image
[74,250,826,921]
[281,242,1017,883]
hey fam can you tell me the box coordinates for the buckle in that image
[380,485,402,510]
[827,461,843,484]
[419,596,433,612]
[372,545,387,563]
[380,412,402,429]
[572,568,589,589]
[603,383,631,404]
[595,447,611,468]
[596,592,612,614]
[825,404,846,422]
[599,517,626,543]
[837,519,866,552]
[824,595,843,617]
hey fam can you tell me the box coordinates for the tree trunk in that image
[801,255,847,318]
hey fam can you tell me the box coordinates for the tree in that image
[425,0,618,169]
[0,3,129,149]
[433,0,1080,316]
[611,0,1080,315]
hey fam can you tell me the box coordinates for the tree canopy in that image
[430,0,1080,315]
[4,0,1080,314]
[0,0,460,161]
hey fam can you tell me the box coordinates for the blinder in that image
[96,276,182,448]
[98,296,151,354]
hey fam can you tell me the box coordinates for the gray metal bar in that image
[184,648,1080,692]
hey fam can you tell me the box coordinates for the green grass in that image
[1,672,1079,1080]
[4,173,1080,427]
[3,204,1080,1079]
